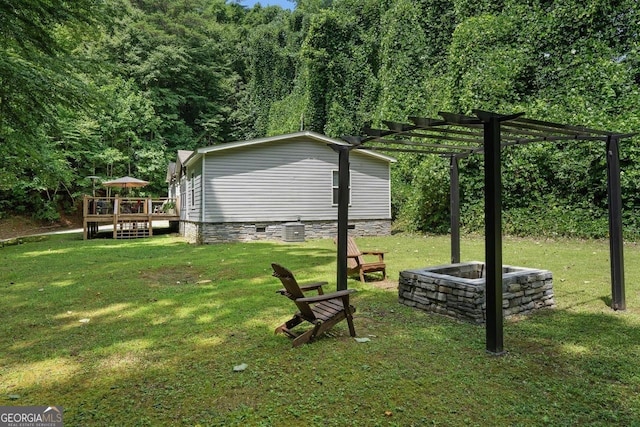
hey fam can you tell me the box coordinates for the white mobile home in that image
[168,131,395,243]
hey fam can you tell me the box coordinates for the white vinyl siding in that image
[201,139,391,223]
[331,169,351,206]
[348,153,392,220]
[186,161,202,221]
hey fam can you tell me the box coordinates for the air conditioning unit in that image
[282,222,305,242]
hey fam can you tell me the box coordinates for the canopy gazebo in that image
[102,175,150,195]
[332,109,636,354]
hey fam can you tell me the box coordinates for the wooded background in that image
[1,0,639,238]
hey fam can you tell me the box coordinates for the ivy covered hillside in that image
[2,0,639,238]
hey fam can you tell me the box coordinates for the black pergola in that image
[333,109,636,354]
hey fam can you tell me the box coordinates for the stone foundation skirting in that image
[179,219,391,244]
[180,221,203,244]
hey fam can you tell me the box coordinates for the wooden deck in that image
[83,195,180,240]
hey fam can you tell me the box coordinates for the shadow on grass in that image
[351,285,640,425]
[499,306,640,424]
[2,238,332,411]
[2,234,640,425]
[600,295,613,307]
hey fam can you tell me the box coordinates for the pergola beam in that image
[383,120,418,132]
[358,146,467,156]
[502,121,591,137]
[501,124,584,139]
[342,109,632,354]
[365,124,483,145]
[361,138,478,151]
[399,132,483,145]
[501,134,609,148]
[360,127,393,140]
[512,116,616,136]
[409,116,448,127]
[440,111,483,125]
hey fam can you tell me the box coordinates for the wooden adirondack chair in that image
[271,263,356,347]
[345,236,386,282]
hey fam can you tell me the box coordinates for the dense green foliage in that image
[1,0,639,238]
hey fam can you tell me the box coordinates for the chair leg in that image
[343,298,356,337]
[359,270,365,282]
[275,316,303,337]
[292,322,321,347]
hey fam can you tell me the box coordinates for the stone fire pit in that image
[399,261,555,324]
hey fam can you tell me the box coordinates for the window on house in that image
[190,173,195,207]
[332,170,351,206]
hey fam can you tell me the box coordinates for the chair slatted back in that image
[271,263,316,320]
[346,236,363,268]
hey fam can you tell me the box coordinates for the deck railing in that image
[83,196,179,217]
[83,195,179,239]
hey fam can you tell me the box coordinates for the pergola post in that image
[335,145,351,291]
[450,156,461,264]
[482,114,505,355]
[606,136,625,310]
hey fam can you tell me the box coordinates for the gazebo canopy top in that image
[102,175,149,188]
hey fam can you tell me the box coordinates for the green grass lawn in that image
[1,232,640,426]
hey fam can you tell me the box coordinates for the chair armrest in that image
[297,288,357,303]
[300,281,328,291]
[362,250,385,261]
[276,281,328,296]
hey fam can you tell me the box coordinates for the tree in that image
[0,0,111,217]
[100,0,242,151]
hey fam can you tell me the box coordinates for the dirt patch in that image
[0,214,83,240]
[367,278,398,291]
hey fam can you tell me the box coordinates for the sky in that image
[237,0,295,10]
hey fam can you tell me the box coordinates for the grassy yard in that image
[1,232,640,426]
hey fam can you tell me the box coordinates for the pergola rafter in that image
[357,146,465,156]
[334,109,636,354]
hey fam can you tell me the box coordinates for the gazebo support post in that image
[334,145,351,291]
[450,156,461,264]
[482,114,505,355]
[606,136,626,310]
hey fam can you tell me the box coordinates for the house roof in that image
[183,131,396,167]
[177,150,193,164]
[172,149,195,180]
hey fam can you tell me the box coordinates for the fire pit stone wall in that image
[398,262,555,324]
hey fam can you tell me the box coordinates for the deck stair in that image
[115,219,150,239]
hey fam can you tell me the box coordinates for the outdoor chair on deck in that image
[341,236,386,282]
[271,263,356,347]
